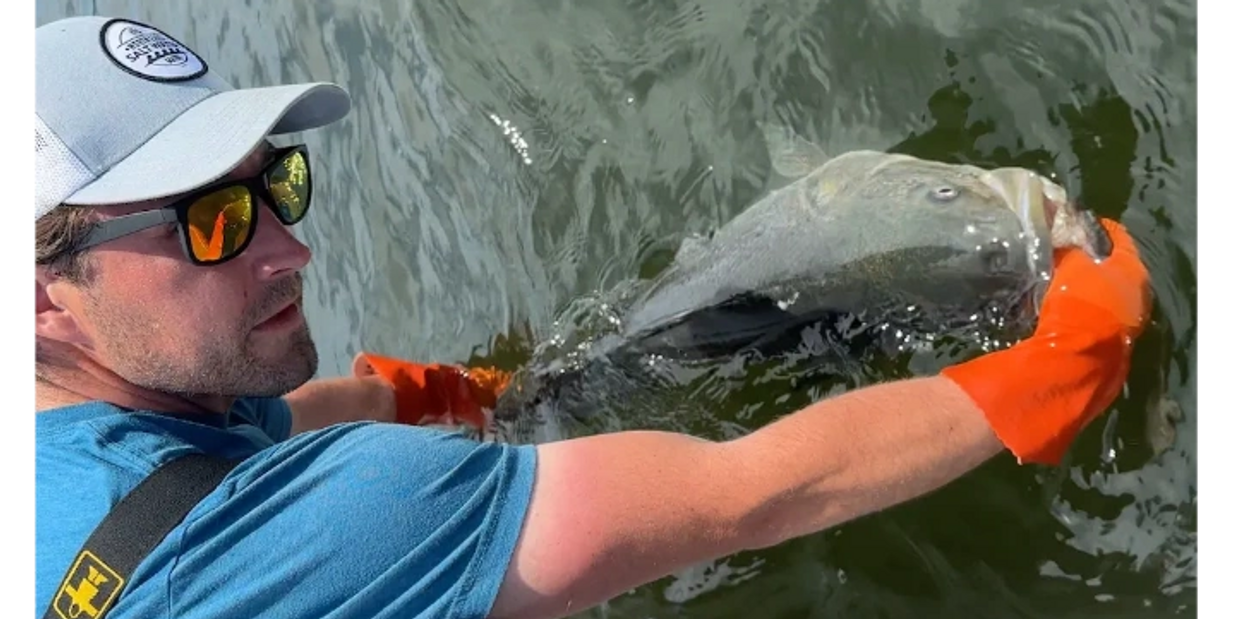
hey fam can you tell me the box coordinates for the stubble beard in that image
[89,278,320,399]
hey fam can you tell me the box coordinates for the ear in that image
[36,267,92,349]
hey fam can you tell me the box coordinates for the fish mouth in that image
[982,168,1114,252]
[980,168,1115,311]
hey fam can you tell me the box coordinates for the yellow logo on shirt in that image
[53,551,124,619]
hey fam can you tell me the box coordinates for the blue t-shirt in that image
[35,397,538,618]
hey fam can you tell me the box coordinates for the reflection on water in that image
[38,0,1196,616]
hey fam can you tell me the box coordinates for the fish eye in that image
[930,186,959,202]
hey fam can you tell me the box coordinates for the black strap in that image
[43,453,241,619]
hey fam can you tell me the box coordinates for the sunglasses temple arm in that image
[77,209,180,252]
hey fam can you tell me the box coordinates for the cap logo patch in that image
[98,18,207,82]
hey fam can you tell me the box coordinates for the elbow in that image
[721,442,854,553]
[730,489,830,552]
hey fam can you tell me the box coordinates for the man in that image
[35,15,1151,619]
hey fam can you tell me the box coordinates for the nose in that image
[247,200,312,281]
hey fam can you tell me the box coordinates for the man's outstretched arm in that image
[284,354,512,434]
[285,375,398,434]
[489,376,998,619]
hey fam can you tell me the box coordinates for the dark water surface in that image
[38,0,1196,616]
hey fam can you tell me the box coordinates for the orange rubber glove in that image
[941,218,1153,465]
[352,352,513,430]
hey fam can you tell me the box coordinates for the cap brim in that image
[63,82,351,207]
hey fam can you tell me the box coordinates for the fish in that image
[491,123,1112,430]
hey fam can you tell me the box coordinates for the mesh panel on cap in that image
[35,114,94,221]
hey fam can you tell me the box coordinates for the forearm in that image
[285,376,397,435]
[726,375,1003,550]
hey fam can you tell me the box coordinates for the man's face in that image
[49,143,319,398]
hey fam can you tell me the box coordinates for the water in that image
[37,0,1197,616]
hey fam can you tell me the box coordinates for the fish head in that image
[810,152,1110,321]
[821,153,1052,282]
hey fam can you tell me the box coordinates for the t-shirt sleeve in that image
[167,422,538,619]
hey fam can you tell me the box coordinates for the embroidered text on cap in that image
[98,18,208,82]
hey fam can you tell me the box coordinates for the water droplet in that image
[966,224,977,234]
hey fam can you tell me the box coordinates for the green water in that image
[37,0,1196,616]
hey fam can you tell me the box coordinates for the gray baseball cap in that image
[35,15,351,221]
